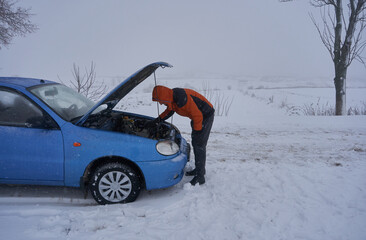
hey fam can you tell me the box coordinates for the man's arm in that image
[159,109,174,121]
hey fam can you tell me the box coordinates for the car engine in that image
[82,110,178,141]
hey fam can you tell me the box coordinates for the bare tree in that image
[0,0,37,49]
[281,0,366,115]
[61,61,107,101]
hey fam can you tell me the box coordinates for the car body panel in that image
[60,122,177,187]
[0,125,64,182]
[0,77,54,88]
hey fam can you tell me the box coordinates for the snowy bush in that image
[201,81,233,117]
[347,102,366,115]
[301,99,335,116]
[301,100,366,116]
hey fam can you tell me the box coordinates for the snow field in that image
[1,76,366,240]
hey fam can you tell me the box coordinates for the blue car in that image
[0,62,190,204]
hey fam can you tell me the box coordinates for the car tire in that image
[90,162,141,204]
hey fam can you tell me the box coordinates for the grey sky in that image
[0,0,365,81]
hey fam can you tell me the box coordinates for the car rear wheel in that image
[90,163,141,204]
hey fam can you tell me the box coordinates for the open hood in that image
[76,62,172,126]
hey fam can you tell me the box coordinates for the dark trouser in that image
[191,113,214,177]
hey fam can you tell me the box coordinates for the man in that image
[151,85,215,185]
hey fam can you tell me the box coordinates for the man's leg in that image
[190,114,214,185]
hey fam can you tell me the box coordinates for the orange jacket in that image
[152,85,214,131]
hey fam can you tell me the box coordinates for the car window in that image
[30,84,98,121]
[0,89,57,129]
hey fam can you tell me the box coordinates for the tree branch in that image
[69,62,108,101]
[0,0,37,49]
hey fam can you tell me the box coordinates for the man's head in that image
[152,85,173,110]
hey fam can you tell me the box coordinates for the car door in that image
[0,88,64,183]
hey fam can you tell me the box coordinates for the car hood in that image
[76,62,172,126]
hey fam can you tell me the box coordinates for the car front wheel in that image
[90,163,141,204]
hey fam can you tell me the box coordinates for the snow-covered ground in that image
[1,76,366,240]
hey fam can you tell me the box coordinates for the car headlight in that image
[156,140,180,156]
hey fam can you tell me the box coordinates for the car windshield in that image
[30,84,101,122]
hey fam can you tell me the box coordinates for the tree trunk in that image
[333,0,347,116]
[334,70,347,115]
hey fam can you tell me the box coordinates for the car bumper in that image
[137,139,190,190]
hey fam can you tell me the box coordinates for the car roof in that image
[0,77,56,89]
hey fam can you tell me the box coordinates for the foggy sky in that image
[0,0,365,81]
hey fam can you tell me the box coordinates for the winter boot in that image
[190,175,205,186]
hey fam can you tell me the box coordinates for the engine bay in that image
[82,110,179,141]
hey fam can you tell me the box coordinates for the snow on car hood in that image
[76,62,172,126]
